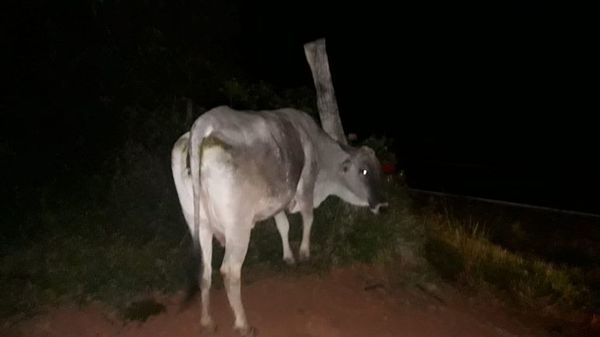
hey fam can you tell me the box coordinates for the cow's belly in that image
[253,193,294,222]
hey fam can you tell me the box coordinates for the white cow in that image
[172,106,386,336]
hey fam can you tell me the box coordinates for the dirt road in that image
[2,265,595,337]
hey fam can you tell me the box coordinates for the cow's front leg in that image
[274,212,295,265]
[299,209,314,261]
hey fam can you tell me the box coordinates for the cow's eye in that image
[360,169,368,176]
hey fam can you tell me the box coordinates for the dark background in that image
[2,0,598,215]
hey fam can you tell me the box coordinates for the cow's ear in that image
[341,158,352,173]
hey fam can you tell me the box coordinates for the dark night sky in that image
[237,1,599,213]
[2,1,598,213]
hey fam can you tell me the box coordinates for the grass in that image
[418,197,599,319]
[0,233,191,320]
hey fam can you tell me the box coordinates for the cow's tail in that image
[171,132,201,307]
[170,131,199,307]
[181,123,214,307]
[171,132,192,224]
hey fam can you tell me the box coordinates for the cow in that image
[171,105,387,336]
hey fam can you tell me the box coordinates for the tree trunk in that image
[304,38,347,145]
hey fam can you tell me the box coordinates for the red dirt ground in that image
[2,264,597,337]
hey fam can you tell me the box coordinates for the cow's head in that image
[339,145,388,214]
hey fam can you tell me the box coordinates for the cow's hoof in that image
[299,250,310,262]
[283,256,296,266]
[201,318,217,334]
[234,325,256,337]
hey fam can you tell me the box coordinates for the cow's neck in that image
[313,140,362,207]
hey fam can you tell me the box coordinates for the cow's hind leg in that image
[199,226,216,332]
[221,225,255,336]
[274,212,295,265]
